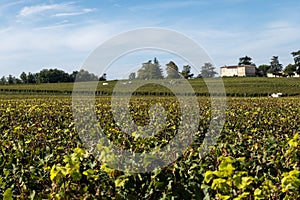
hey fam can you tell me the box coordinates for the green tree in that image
[20,72,27,84]
[238,56,252,65]
[181,65,194,79]
[258,64,270,77]
[70,71,79,82]
[268,56,283,75]
[152,57,164,79]
[137,58,163,80]
[38,69,50,83]
[37,68,70,83]
[0,76,6,85]
[201,62,217,78]
[137,61,149,80]
[8,75,14,84]
[75,69,99,82]
[27,72,37,84]
[129,72,136,80]
[166,61,180,79]
[99,73,107,81]
[291,50,300,75]
[284,64,297,77]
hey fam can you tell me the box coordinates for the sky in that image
[1,0,300,79]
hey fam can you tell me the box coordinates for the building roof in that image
[221,65,256,69]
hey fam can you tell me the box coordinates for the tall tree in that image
[166,61,180,79]
[152,57,164,79]
[181,65,194,79]
[258,64,270,77]
[284,64,297,77]
[128,72,136,80]
[20,72,27,84]
[0,76,6,85]
[137,58,163,80]
[268,56,283,75]
[38,69,50,83]
[27,72,37,84]
[291,50,300,75]
[200,62,217,78]
[238,56,253,65]
[8,75,14,84]
[137,61,150,80]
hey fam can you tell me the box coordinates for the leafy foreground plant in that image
[202,132,300,200]
[0,96,299,199]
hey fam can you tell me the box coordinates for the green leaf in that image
[83,169,95,177]
[115,176,129,188]
[50,165,59,181]
[233,192,250,200]
[3,188,13,200]
[204,170,215,183]
[254,188,265,199]
[216,193,231,200]
[30,190,36,200]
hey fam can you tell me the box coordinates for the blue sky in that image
[1,0,300,79]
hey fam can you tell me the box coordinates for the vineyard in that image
[0,95,300,199]
[1,77,300,97]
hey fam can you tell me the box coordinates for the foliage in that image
[202,156,256,199]
[38,69,72,83]
[238,56,253,66]
[166,61,181,79]
[129,72,136,80]
[200,62,217,78]
[284,64,297,77]
[0,95,300,199]
[1,77,300,97]
[137,58,164,80]
[268,56,283,75]
[257,64,270,77]
[99,73,107,81]
[291,50,300,75]
[180,65,194,79]
[0,69,99,85]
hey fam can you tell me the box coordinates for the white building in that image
[221,65,257,77]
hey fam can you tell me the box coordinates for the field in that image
[0,92,299,199]
[1,77,300,96]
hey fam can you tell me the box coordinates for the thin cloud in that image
[0,0,25,11]
[53,8,95,17]
[186,20,300,70]
[19,2,73,17]
[0,21,124,76]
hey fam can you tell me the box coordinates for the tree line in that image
[1,49,299,85]
[129,57,217,80]
[240,50,300,77]
[0,69,107,85]
[0,58,218,85]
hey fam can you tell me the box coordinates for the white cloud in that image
[0,0,25,12]
[19,3,72,17]
[0,20,130,76]
[53,8,95,17]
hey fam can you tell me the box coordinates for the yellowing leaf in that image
[3,188,13,200]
